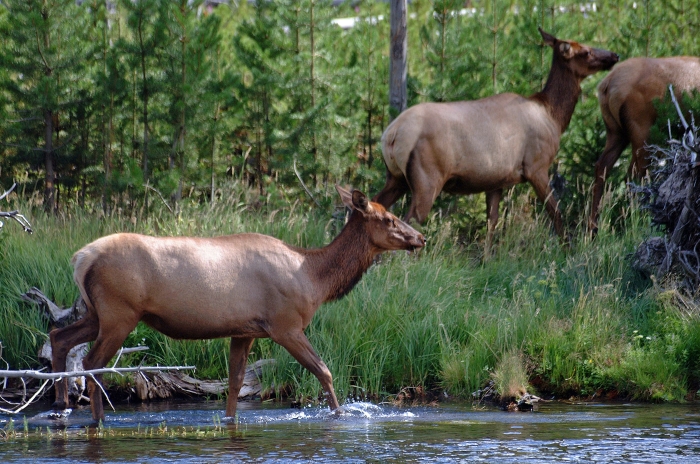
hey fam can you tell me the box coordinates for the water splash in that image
[239,401,416,424]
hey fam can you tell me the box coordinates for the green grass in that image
[1,181,698,405]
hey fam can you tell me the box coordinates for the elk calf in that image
[589,56,700,233]
[50,186,425,421]
[374,28,618,241]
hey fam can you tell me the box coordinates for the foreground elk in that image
[374,28,618,240]
[50,186,425,421]
[589,56,700,233]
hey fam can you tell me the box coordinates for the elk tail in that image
[71,249,96,310]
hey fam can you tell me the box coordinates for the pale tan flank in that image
[373,28,619,240]
[589,56,700,233]
[50,186,425,422]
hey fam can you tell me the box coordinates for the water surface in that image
[2,400,700,462]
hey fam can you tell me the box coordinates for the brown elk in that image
[50,186,425,421]
[373,28,618,240]
[589,56,700,233]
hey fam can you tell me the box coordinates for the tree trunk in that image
[43,109,55,212]
[389,0,407,119]
[310,0,318,186]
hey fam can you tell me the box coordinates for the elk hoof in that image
[51,400,68,411]
[330,406,346,417]
[47,409,72,420]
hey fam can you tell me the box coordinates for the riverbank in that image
[2,186,699,406]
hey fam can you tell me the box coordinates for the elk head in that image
[540,28,619,78]
[336,185,426,252]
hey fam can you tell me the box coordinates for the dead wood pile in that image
[632,89,700,296]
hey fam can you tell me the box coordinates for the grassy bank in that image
[2,184,700,405]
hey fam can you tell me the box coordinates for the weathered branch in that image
[144,182,173,214]
[0,183,33,233]
[0,365,196,380]
[0,182,15,201]
[293,158,321,208]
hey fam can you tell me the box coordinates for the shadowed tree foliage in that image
[0,0,697,221]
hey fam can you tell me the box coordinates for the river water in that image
[2,399,700,462]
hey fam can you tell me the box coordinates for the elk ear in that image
[351,190,372,214]
[558,42,573,58]
[336,185,354,208]
[336,185,373,214]
[539,27,557,47]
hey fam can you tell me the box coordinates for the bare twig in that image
[669,84,698,161]
[144,182,173,214]
[0,380,52,415]
[293,158,321,208]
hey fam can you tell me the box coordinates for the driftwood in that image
[0,183,33,233]
[21,287,91,402]
[133,359,275,401]
[632,85,700,296]
[471,380,542,412]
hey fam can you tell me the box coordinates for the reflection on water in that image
[2,400,700,462]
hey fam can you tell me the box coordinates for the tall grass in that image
[1,182,697,404]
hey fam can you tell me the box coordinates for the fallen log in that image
[133,359,275,401]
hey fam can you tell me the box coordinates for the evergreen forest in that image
[0,0,697,215]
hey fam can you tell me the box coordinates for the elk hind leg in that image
[225,337,255,419]
[404,149,444,224]
[372,172,409,209]
[590,132,628,234]
[50,309,99,410]
[81,318,139,421]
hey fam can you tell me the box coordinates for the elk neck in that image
[302,212,376,304]
[531,54,582,133]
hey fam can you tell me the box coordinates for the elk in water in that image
[373,28,618,240]
[589,56,700,234]
[50,186,425,421]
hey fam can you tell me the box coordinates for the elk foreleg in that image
[528,171,564,238]
[225,337,255,419]
[49,309,99,410]
[274,331,339,411]
[485,189,503,250]
[590,132,629,234]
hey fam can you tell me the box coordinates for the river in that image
[2,399,700,462]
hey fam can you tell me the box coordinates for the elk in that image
[49,186,425,422]
[589,56,700,233]
[373,28,618,240]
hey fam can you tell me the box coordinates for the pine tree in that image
[118,0,168,204]
[341,0,390,190]
[1,0,87,211]
[233,1,285,195]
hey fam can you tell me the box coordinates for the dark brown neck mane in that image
[302,211,376,303]
[530,53,582,133]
